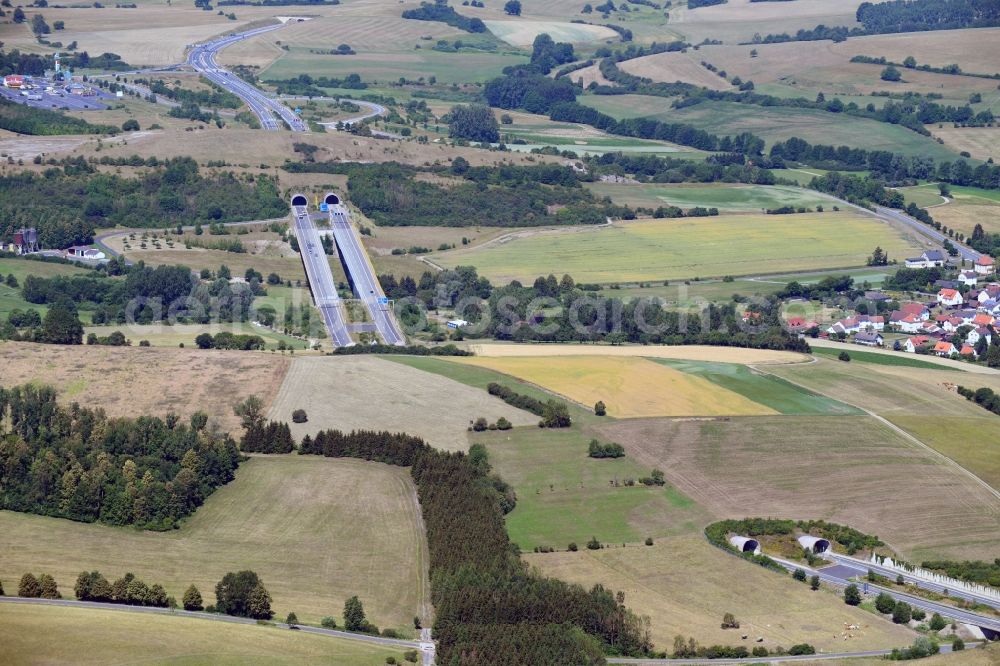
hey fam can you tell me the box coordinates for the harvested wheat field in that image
[0,341,288,434]
[464,342,809,364]
[620,51,734,91]
[525,535,915,654]
[592,415,1000,561]
[0,456,429,632]
[933,127,1000,163]
[267,355,537,450]
[450,355,776,418]
[0,604,411,666]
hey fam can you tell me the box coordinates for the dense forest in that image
[0,98,118,136]
[0,157,286,248]
[401,0,486,33]
[284,161,621,227]
[0,384,241,530]
[298,428,651,663]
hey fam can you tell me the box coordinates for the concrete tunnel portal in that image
[324,193,340,206]
[291,194,308,207]
[798,536,831,554]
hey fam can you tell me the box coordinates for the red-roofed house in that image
[960,345,978,358]
[973,313,995,327]
[933,341,957,357]
[937,288,963,307]
[904,336,931,353]
[975,256,995,275]
[900,302,930,320]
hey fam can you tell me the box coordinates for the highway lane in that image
[768,555,1000,633]
[826,553,1000,611]
[327,200,406,345]
[290,202,353,347]
[187,24,306,131]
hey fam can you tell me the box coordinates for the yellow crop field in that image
[464,342,809,365]
[451,355,775,417]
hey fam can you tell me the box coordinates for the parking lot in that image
[0,82,111,111]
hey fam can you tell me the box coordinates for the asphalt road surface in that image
[0,85,109,111]
[187,24,305,131]
[290,203,353,347]
[874,205,982,262]
[826,553,1000,611]
[769,555,1000,633]
[328,203,406,345]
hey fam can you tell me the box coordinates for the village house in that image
[960,345,978,358]
[933,341,957,357]
[974,255,995,276]
[936,288,964,307]
[905,250,946,269]
[967,326,993,347]
[958,271,979,287]
[904,335,931,353]
[854,331,883,347]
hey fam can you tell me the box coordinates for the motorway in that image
[768,555,1000,634]
[290,199,353,347]
[826,552,1000,612]
[187,23,306,131]
[327,198,406,345]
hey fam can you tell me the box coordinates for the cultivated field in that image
[669,0,864,44]
[464,342,809,364]
[0,604,410,666]
[917,185,1000,236]
[525,535,916,654]
[82,322,311,351]
[768,356,1000,493]
[620,51,735,91]
[0,456,429,631]
[431,211,921,283]
[451,355,777,418]
[0,5,280,66]
[640,30,1000,104]
[0,341,287,434]
[267,355,537,450]
[581,97,962,160]
[592,415,1000,561]
[484,20,618,47]
[933,127,1000,162]
[585,182,836,212]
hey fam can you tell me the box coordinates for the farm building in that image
[3,228,39,255]
[905,250,946,269]
[855,332,883,347]
[65,246,106,261]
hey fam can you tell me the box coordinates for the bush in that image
[752,646,768,657]
[929,613,946,631]
[321,616,337,629]
[495,416,512,430]
[720,612,739,629]
[892,602,912,624]
[291,409,308,423]
[588,439,624,458]
[911,608,926,621]
[594,400,606,416]
[403,649,419,663]
[838,351,851,362]
[567,542,578,551]
[472,417,489,432]
[0,579,4,595]
[788,644,816,656]
[586,536,602,550]
[952,638,964,651]
[793,568,806,582]
[644,537,654,546]
[844,583,861,605]
[809,574,820,591]
[875,592,897,614]
[38,573,60,599]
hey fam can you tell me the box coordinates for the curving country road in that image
[277,95,387,127]
[187,23,306,131]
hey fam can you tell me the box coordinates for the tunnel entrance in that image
[291,194,308,207]
[798,536,831,554]
[324,193,340,206]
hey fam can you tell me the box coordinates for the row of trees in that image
[486,383,573,427]
[0,383,242,530]
[75,571,171,607]
[296,428,652,661]
[401,0,486,33]
[0,97,117,137]
[234,396,295,453]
